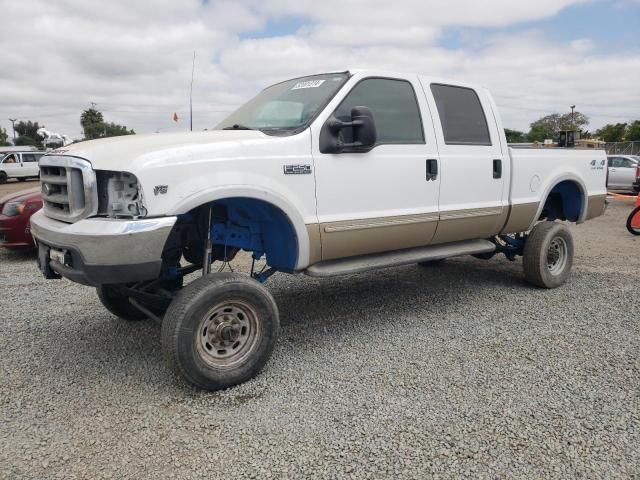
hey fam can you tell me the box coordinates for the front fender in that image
[171,185,313,270]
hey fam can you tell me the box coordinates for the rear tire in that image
[97,285,147,321]
[0,172,7,184]
[626,206,640,236]
[161,273,279,391]
[523,221,574,288]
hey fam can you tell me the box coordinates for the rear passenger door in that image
[312,75,440,260]
[607,156,635,190]
[421,81,507,243]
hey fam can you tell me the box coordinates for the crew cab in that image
[30,70,607,391]
[0,151,44,183]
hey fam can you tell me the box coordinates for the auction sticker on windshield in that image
[292,80,325,90]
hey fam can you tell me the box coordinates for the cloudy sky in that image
[1,0,639,140]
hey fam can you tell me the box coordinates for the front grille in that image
[39,156,98,223]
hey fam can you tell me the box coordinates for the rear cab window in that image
[430,83,492,146]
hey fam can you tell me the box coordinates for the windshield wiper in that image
[222,124,254,130]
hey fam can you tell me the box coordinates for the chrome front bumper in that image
[30,211,177,286]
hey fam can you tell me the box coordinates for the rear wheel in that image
[626,206,640,236]
[161,273,279,391]
[523,221,574,288]
[0,172,7,184]
[97,284,147,321]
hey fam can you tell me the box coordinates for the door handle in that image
[493,159,502,179]
[426,159,438,181]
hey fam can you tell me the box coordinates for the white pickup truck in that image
[30,70,607,390]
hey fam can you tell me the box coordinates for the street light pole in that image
[8,118,17,141]
[570,105,576,129]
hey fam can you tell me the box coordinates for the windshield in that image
[629,155,640,162]
[216,73,349,134]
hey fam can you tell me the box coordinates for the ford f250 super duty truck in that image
[30,70,607,391]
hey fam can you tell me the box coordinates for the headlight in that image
[96,170,147,218]
[2,202,25,216]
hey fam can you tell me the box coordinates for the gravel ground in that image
[0,178,40,197]
[1,198,638,479]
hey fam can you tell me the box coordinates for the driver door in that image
[311,75,440,261]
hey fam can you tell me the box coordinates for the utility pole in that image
[190,51,195,132]
[8,118,17,141]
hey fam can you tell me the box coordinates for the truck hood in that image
[51,130,278,172]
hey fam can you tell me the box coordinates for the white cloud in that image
[0,0,638,140]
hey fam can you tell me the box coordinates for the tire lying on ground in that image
[523,221,574,288]
[97,284,148,321]
[161,273,279,391]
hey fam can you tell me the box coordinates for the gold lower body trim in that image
[586,194,607,220]
[432,207,508,244]
[319,212,438,261]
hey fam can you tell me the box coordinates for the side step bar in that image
[304,239,495,278]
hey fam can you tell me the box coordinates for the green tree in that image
[80,107,135,140]
[595,123,627,142]
[0,127,9,146]
[625,120,640,141]
[14,120,43,147]
[558,112,589,130]
[15,135,37,146]
[504,128,527,143]
[527,112,590,142]
[527,123,554,142]
[80,108,104,139]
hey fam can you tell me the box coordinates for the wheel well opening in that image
[540,181,583,222]
[163,197,299,272]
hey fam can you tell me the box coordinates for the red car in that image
[0,187,43,249]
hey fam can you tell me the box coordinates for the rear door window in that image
[430,84,491,146]
[22,153,37,162]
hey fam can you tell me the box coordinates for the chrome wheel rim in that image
[196,300,260,369]
[547,237,568,275]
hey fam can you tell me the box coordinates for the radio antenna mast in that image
[190,51,196,132]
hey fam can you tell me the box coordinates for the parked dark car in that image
[0,188,42,249]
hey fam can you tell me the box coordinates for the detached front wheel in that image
[626,206,640,235]
[523,221,574,288]
[161,273,279,391]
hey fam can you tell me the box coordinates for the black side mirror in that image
[319,106,377,154]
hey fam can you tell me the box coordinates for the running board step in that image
[304,239,495,278]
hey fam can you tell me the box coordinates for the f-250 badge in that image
[283,164,312,175]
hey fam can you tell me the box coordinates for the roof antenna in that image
[190,51,196,132]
